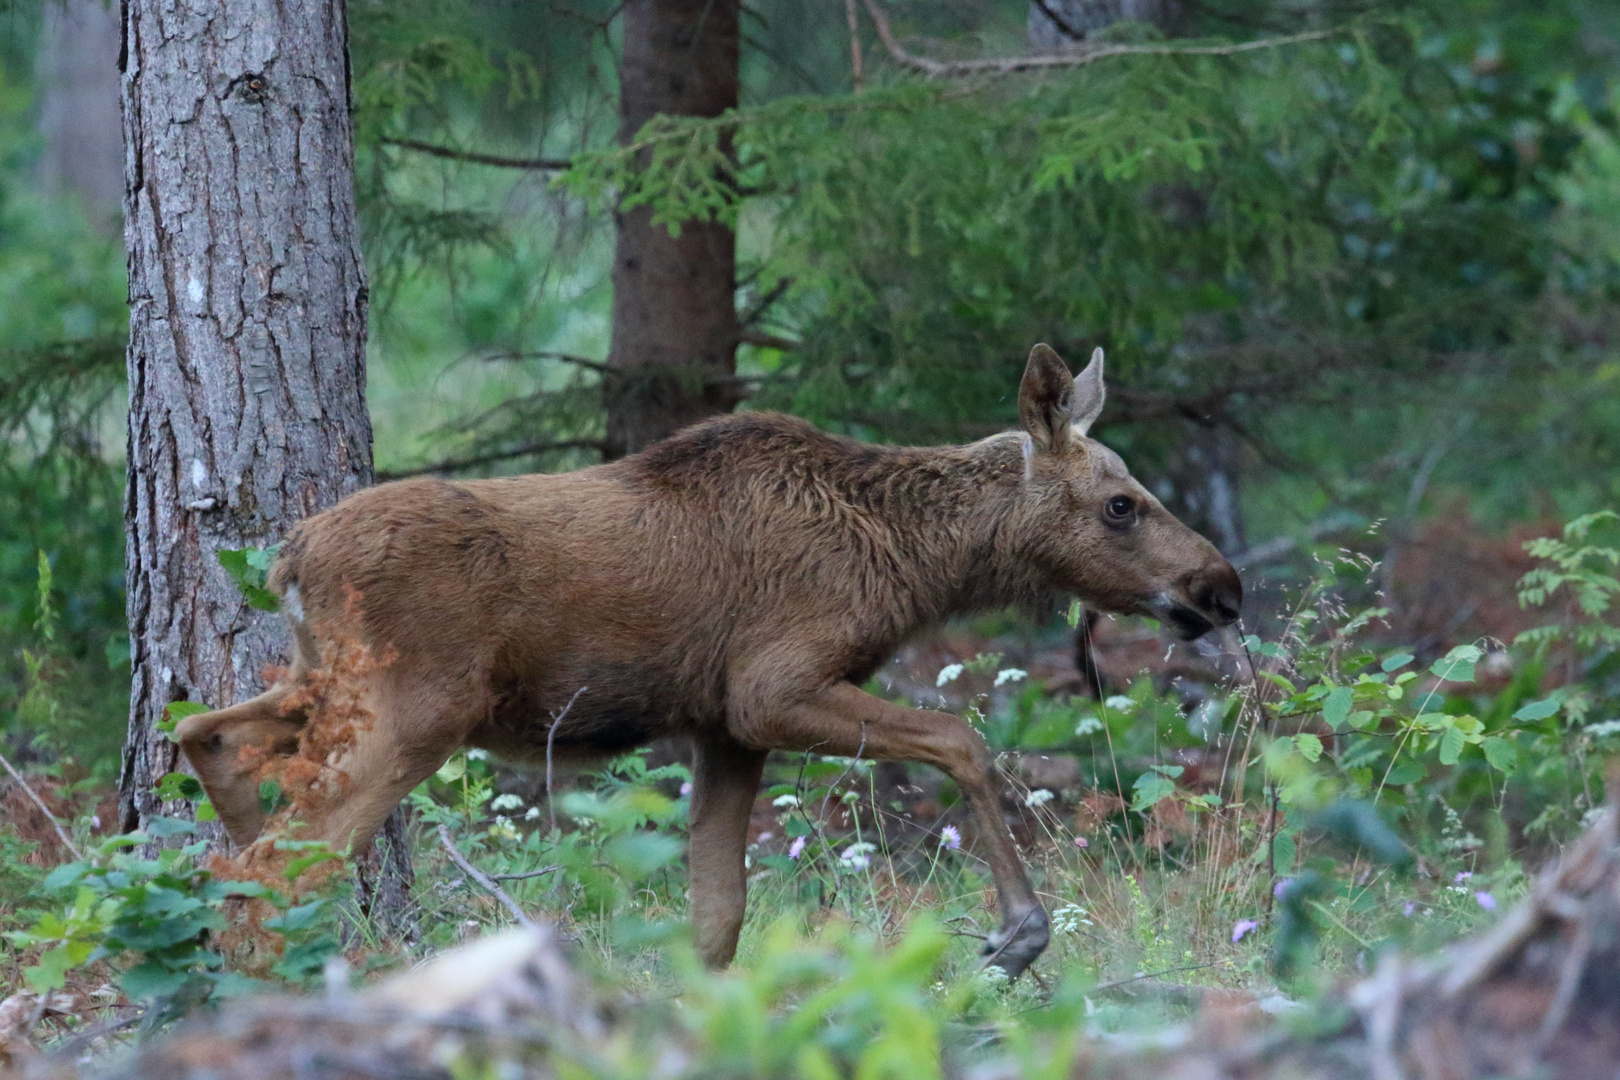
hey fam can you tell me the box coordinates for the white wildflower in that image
[839,842,877,870]
[937,663,965,687]
[1074,715,1104,736]
[1104,695,1135,713]
[1025,788,1055,808]
[523,806,542,820]
[490,793,525,812]
[993,668,1028,687]
[979,964,1010,988]
[1051,903,1093,933]
[466,748,489,760]
[772,794,800,809]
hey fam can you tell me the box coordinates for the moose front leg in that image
[731,681,1049,979]
[688,734,768,968]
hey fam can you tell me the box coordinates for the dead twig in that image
[490,864,564,882]
[1093,961,1224,994]
[380,137,571,172]
[0,751,84,861]
[859,0,1338,80]
[436,824,535,929]
[546,686,589,834]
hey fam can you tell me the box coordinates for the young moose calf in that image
[178,343,1241,979]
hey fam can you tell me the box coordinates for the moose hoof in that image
[981,907,1050,981]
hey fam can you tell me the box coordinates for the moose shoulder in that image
[177,343,1241,980]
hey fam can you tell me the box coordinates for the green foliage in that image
[667,917,960,1080]
[1517,511,1620,652]
[9,819,342,1015]
[217,544,283,614]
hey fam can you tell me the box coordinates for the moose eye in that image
[1104,495,1135,522]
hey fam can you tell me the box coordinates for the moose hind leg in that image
[689,734,768,968]
[176,687,307,848]
[731,680,1049,979]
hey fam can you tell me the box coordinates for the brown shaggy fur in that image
[176,343,1241,978]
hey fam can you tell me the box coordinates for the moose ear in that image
[1018,343,1074,453]
[1070,347,1106,437]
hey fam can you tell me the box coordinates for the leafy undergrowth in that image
[1,514,1617,1072]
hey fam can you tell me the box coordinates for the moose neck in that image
[825,432,1049,626]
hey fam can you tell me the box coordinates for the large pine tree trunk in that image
[604,0,741,459]
[119,0,410,925]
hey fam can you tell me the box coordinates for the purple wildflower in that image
[1074,836,1089,849]
[679,781,692,797]
[940,825,961,851]
[1474,891,1496,911]
[756,831,774,845]
[788,836,806,860]
[1274,878,1294,900]
[1403,901,1416,918]
[1232,919,1259,944]
[1453,871,1472,884]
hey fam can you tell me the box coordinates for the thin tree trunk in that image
[119,0,411,929]
[36,0,123,232]
[604,0,741,459]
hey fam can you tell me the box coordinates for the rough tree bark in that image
[119,0,411,925]
[604,0,741,459]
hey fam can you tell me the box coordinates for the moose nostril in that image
[1196,567,1243,624]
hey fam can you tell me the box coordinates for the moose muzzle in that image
[1156,559,1244,641]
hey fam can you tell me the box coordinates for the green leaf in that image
[119,961,201,1001]
[1438,725,1467,766]
[1130,771,1176,812]
[284,850,341,882]
[158,700,209,736]
[1430,645,1482,684]
[1066,599,1084,629]
[43,862,90,891]
[1481,735,1518,774]
[1347,709,1377,732]
[605,832,684,877]
[154,773,204,801]
[1380,652,1415,673]
[1322,686,1353,730]
[1293,732,1324,762]
[1307,800,1410,866]
[1384,759,1426,786]
[210,971,275,999]
[144,816,199,840]
[1512,696,1561,722]
[259,780,286,815]
[1271,831,1296,873]
[217,548,280,612]
[263,901,326,934]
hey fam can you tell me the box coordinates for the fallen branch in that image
[436,824,536,929]
[0,752,83,862]
[859,0,1338,79]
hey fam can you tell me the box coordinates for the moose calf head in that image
[1012,343,1243,641]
